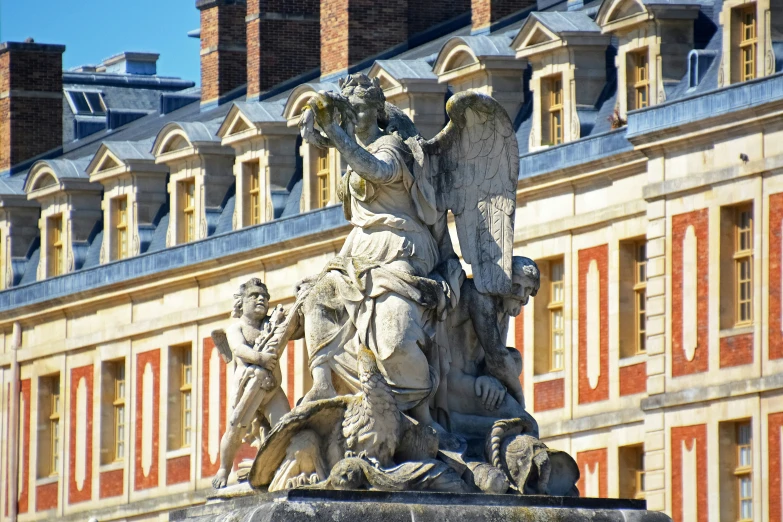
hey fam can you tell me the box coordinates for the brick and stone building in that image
[0,0,782,520]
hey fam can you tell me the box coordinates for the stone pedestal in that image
[171,488,673,521]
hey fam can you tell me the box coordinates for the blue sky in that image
[0,0,202,84]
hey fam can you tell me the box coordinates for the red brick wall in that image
[166,455,191,485]
[672,210,709,377]
[471,0,535,31]
[67,364,93,504]
[578,245,609,404]
[671,424,708,522]
[769,412,783,522]
[199,0,247,105]
[201,337,227,478]
[4,383,8,517]
[0,44,64,172]
[35,481,57,512]
[719,333,753,368]
[246,0,320,99]
[18,378,31,514]
[515,310,524,389]
[770,193,783,359]
[576,448,607,497]
[619,362,647,396]
[99,469,123,499]
[134,349,160,491]
[533,378,564,412]
[287,340,295,408]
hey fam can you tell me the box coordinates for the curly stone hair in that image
[339,73,386,113]
[231,277,270,318]
[511,256,540,298]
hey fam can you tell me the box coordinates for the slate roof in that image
[0,0,771,299]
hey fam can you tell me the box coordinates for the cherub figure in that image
[441,256,540,439]
[211,278,291,489]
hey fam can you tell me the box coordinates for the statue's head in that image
[503,257,540,316]
[232,277,270,320]
[339,73,386,133]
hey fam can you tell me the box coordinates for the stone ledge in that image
[172,489,671,522]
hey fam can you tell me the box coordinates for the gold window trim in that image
[548,260,565,371]
[734,205,753,326]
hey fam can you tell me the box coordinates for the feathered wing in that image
[423,91,519,296]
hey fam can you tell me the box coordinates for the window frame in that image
[180,348,193,448]
[113,362,126,461]
[180,180,196,243]
[634,241,647,354]
[49,377,61,476]
[735,421,752,522]
[48,214,64,277]
[630,49,650,110]
[548,76,564,146]
[65,90,106,115]
[734,204,753,327]
[316,148,331,209]
[738,5,757,82]
[114,196,129,260]
[548,260,565,371]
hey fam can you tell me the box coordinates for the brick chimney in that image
[472,0,534,33]
[0,41,65,175]
[246,0,321,101]
[197,0,247,108]
[321,0,470,79]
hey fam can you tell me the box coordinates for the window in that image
[735,206,753,325]
[168,344,193,449]
[720,204,753,329]
[65,90,106,115]
[48,215,64,277]
[619,445,645,500]
[114,197,129,260]
[180,180,196,243]
[244,161,262,226]
[181,349,193,447]
[738,6,757,82]
[634,242,647,353]
[541,75,564,146]
[720,420,753,522]
[37,375,61,477]
[533,258,566,375]
[629,50,649,110]
[620,240,647,357]
[316,148,330,208]
[113,362,126,460]
[736,422,752,521]
[49,377,61,475]
[100,360,126,464]
[549,260,565,371]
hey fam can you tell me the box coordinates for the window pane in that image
[85,92,105,113]
[68,91,90,113]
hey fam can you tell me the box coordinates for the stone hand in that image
[475,375,506,411]
[256,343,278,371]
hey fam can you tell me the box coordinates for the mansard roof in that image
[25,157,99,196]
[217,100,289,139]
[371,59,438,82]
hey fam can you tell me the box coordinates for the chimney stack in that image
[246,0,321,101]
[321,0,470,79]
[0,41,65,175]
[471,0,534,33]
[197,0,247,108]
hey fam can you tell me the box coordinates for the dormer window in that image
[48,215,64,277]
[180,180,196,243]
[543,75,564,146]
[737,5,757,82]
[65,90,106,115]
[243,160,262,226]
[316,149,330,209]
[628,50,650,110]
[114,196,129,260]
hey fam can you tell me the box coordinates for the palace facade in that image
[1,0,782,520]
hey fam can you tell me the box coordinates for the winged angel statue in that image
[226,74,579,495]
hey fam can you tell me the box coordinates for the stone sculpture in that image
[210,74,580,497]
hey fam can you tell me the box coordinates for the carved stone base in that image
[171,488,672,521]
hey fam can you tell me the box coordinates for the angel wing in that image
[422,91,519,296]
